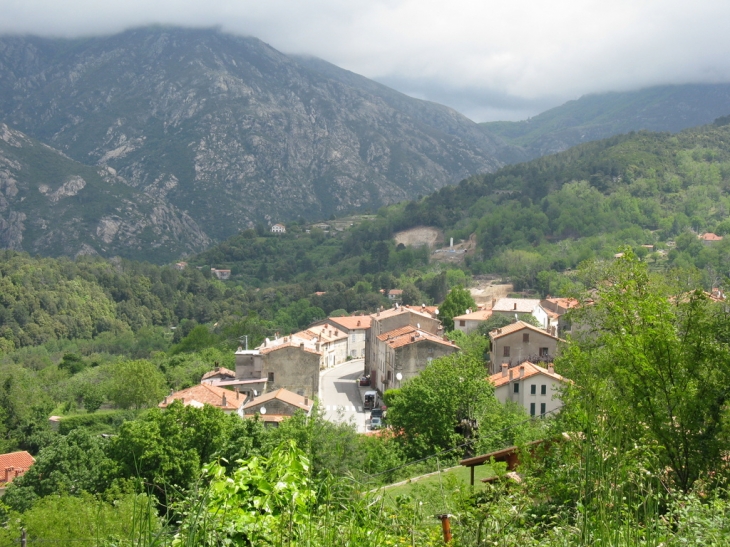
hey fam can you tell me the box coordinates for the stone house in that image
[243,388,314,426]
[489,361,568,417]
[388,289,403,302]
[324,315,372,359]
[201,366,236,384]
[271,223,286,234]
[536,297,579,336]
[366,306,442,381]
[210,268,231,280]
[488,321,561,375]
[159,383,246,416]
[453,309,493,334]
[375,325,459,393]
[298,323,349,369]
[254,339,322,399]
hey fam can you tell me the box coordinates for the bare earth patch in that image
[394,226,443,248]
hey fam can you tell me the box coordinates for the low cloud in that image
[2,0,730,121]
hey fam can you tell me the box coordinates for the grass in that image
[377,462,497,502]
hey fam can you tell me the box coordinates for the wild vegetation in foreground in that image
[1,254,730,545]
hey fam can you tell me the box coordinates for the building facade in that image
[488,321,561,375]
[490,362,567,417]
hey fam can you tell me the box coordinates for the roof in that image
[491,298,540,314]
[489,320,561,341]
[701,232,723,241]
[489,361,567,388]
[300,323,348,342]
[257,336,322,355]
[454,309,493,321]
[0,451,35,485]
[377,325,459,350]
[159,383,243,411]
[388,289,403,295]
[542,297,579,311]
[402,304,439,317]
[243,388,313,412]
[201,367,236,381]
[328,315,372,330]
[371,306,433,321]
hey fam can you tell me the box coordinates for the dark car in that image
[370,406,385,420]
[359,375,371,386]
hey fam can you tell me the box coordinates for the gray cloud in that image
[2,0,729,121]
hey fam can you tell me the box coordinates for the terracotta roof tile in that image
[701,233,723,241]
[488,362,566,387]
[371,306,433,321]
[454,309,493,321]
[159,383,243,411]
[489,321,561,341]
[243,388,313,412]
[201,367,236,381]
[328,316,372,330]
[377,325,458,350]
[0,451,35,485]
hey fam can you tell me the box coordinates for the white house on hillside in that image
[489,361,568,417]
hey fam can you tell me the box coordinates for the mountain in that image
[482,84,730,159]
[0,26,518,248]
[0,123,210,260]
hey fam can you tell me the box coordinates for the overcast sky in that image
[2,0,730,122]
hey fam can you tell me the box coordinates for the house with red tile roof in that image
[374,325,459,392]
[201,366,236,384]
[489,361,568,417]
[324,315,372,359]
[242,388,314,426]
[536,297,580,336]
[488,321,562,374]
[159,383,246,415]
[700,232,723,245]
[367,305,443,386]
[245,337,322,399]
[0,451,35,494]
[453,309,493,334]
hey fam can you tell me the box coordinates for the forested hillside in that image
[482,83,730,158]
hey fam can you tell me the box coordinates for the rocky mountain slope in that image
[482,84,730,159]
[0,123,210,260]
[0,27,517,247]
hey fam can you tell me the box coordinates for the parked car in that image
[359,375,371,386]
[370,417,382,430]
[370,407,384,420]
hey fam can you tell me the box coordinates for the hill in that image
[0,124,210,261]
[0,26,517,246]
[482,83,730,159]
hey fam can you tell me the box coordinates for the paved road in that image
[319,358,369,433]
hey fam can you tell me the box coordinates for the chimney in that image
[411,335,416,342]
[501,363,508,378]
[548,363,554,374]
[513,302,517,310]
[237,346,243,351]
[304,396,309,406]
[221,393,227,407]
[5,467,13,483]
[519,365,525,378]
[508,369,513,381]
[235,388,240,400]
[492,298,496,307]
[163,396,168,405]
[300,342,305,349]
[450,237,454,248]
[357,320,361,326]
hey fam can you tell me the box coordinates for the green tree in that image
[107,359,166,410]
[559,252,730,492]
[438,285,476,331]
[384,352,495,458]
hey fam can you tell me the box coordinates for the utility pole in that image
[20,528,26,547]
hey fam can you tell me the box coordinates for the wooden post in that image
[470,465,474,486]
[20,529,26,547]
[436,514,452,544]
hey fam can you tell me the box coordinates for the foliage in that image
[558,251,730,492]
[385,351,496,458]
[439,285,477,331]
[107,359,167,410]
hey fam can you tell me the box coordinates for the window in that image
[539,347,549,357]
[523,333,530,343]
[540,403,546,415]
[387,370,392,382]
[530,403,535,416]
[530,384,536,395]
[503,346,511,357]
[541,384,547,395]
[267,372,275,382]
[513,383,519,394]
[459,320,466,327]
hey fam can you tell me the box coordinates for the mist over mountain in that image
[0,26,518,252]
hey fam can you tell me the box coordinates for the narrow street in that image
[319,358,369,433]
